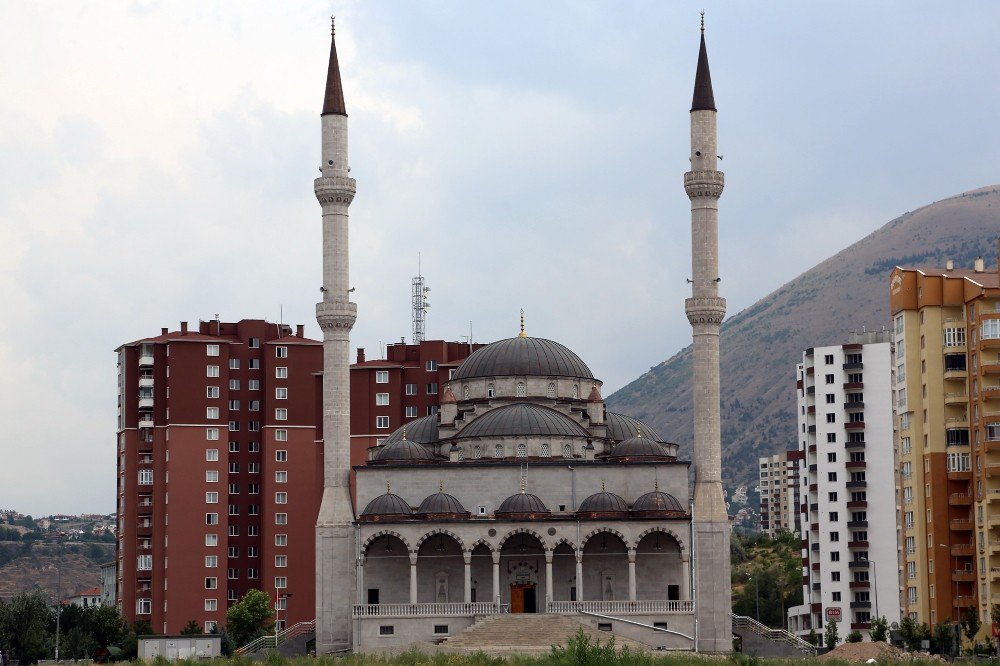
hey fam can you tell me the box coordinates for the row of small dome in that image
[360,486,686,520]
[373,406,674,463]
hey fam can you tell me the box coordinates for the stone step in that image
[439,613,650,655]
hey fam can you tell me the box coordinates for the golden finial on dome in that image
[386,480,391,494]
[636,425,643,438]
[601,480,606,492]
[520,475,526,493]
[402,424,407,440]
[518,309,527,338]
[439,480,444,492]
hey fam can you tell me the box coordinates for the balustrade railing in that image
[547,600,694,614]
[352,602,502,618]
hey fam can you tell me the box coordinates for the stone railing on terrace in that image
[546,600,694,614]
[352,602,503,618]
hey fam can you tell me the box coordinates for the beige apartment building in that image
[759,449,804,538]
[891,256,1000,633]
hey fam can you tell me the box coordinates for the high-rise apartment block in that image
[115,319,322,634]
[758,449,804,538]
[891,257,1000,631]
[788,332,900,637]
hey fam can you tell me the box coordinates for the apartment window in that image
[248,420,260,431]
[827,452,837,462]
[275,409,288,421]
[206,534,219,547]
[206,449,219,461]
[207,365,220,377]
[825,393,835,404]
[230,420,241,431]
[229,462,239,474]
[205,577,218,589]
[829,512,839,522]
[276,367,288,379]
[376,416,390,429]
[248,462,260,472]
[229,441,240,453]
[427,405,438,416]
[228,546,239,558]
[405,406,418,418]
[275,513,288,525]
[275,388,288,400]
[247,568,259,579]
[230,379,241,391]
[275,534,287,546]
[138,469,153,485]
[228,504,239,516]
[828,492,838,502]
[204,599,218,612]
[249,337,260,349]
[247,546,259,557]
[826,413,836,423]
[905,536,915,553]
[426,360,438,372]
[901,437,911,454]
[908,587,917,604]
[206,513,219,525]
[207,407,220,420]
[831,572,840,582]
[947,452,971,472]
[229,358,240,370]
[228,525,239,537]
[827,433,836,443]
[276,346,288,358]
[206,470,219,483]
[247,525,259,536]
[249,484,260,494]
[275,471,287,483]
[405,383,417,395]
[206,428,219,441]
[830,532,839,542]
[275,555,287,568]
[137,555,152,570]
[487,383,496,398]
[376,371,389,384]
[275,576,287,589]
[275,492,288,504]
[427,383,438,395]
[207,386,220,398]
[229,400,240,410]
[136,599,151,615]
[982,320,1000,340]
[830,552,840,562]
[825,374,835,384]
[824,354,834,364]
[848,373,863,383]
[828,472,837,482]
[228,483,239,495]
[248,378,259,389]
[375,393,389,406]
[207,344,220,356]
[945,327,966,346]
[276,450,288,462]
[987,423,1000,442]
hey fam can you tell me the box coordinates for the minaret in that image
[683,16,732,652]
[314,18,357,653]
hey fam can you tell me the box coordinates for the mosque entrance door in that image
[510,584,537,613]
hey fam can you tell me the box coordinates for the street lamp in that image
[747,573,760,624]
[47,562,62,662]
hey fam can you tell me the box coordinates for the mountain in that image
[608,185,1000,494]
[0,541,113,601]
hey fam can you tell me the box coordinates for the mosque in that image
[312,19,732,653]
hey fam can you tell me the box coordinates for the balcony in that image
[138,397,154,409]
[849,601,872,609]
[846,461,867,470]
[138,354,154,367]
[811,543,820,551]
[983,363,1000,375]
[953,570,976,583]
[984,386,1000,401]
[843,382,864,390]
[851,622,872,631]
[138,414,154,428]
[944,368,968,381]
[955,596,976,608]
[846,480,868,489]
[847,540,869,549]
[849,581,871,589]
[946,416,971,429]
[847,501,868,509]
[807,405,816,415]
[845,440,866,450]
[139,375,154,388]
[810,503,819,512]
[984,464,1000,479]
[844,401,865,410]
[137,499,153,515]
[949,493,974,506]
[950,518,974,531]
[811,523,819,532]
[808,464,817,473]
[808,425,816,434]
[807,386,815,395]
[847,520,869,529]
[948,469,973,481]
[991,567,1000,580]
[987,489,1000,504]
[843,362,864,370]
[845,422,866,431]
[945,392,969,405]
[848,560,871,569]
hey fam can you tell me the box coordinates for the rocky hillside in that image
[609,185,1000,493]
[0,541,114,601]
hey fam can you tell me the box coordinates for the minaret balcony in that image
[683,170,725,199]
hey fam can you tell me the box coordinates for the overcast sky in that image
[2,2,998,515]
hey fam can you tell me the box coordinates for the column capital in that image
[627,549,637,562]
[408,551,418,565]
[544,549,554,564]
[492,551,501,564]
[463,551,472,565]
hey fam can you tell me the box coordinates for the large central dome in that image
[452,336,594,381]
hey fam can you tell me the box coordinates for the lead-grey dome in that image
[496,492,550,516]
[578,490,629,515]
[452,336,594,381]
[457,403,589,439]
[606,412,662,443]
[360,492,412,518]
[374,437,437,463]
[382,415,439,445]
[631,490,685,514]
[417,491,469,517]
[610,435,670,459]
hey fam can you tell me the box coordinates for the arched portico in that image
[499,531,546,612]
[636,529,689,601]
[581,529,629,602]
[362,533,411,605]
[416,532,464,603]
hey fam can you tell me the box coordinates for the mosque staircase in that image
[438,613,650,655]
[731,614,817,658]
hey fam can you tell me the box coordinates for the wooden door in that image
[510,584,525,613]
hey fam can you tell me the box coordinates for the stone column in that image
[409,552,418,604]
[492,551,501,607]
[544,550,554,606]
[463,551,472,604]
[681,554,691,601]
[627,549,637,602]
[357,554,365,606]
[575,551,584,602]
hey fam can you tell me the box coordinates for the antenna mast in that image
[412,254,430,343]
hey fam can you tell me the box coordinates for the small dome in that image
[417,491,469,516]
[606,412,662,442]
[360,492,412,518]
[611,435,670,459]
[374,437,436,463]
[578,490,629,515]
[457,403,588,439]
[496,492,550,516]
[631,490,685,514]
[382,415,438,445]
[453,336,594,381]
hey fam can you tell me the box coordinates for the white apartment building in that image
[788,331,901,637]
[759,449,804,538]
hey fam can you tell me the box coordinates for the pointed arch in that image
[581,526,628,548]
[361,529,411,553]
[498,527,548,551]
[414,528,466,551]
[633,526,686,553]
[468,537,495,553]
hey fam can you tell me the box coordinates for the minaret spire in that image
[683,16,731,652]
[322,16,347,116]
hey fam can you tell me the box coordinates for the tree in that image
[869,615,889,642]
[846,630,862,643]
[934,621,958,657]
[180,619,203,635]
[226,589,274,649]
[824,619,839,650]
[0,591,52,664]
[962,606,982,646]
[807,628,820,647]
[88,605,126,651]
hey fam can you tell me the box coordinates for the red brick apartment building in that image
[349,340,483,468]
[115,319,321,634]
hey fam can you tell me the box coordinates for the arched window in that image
[516,382,526,397]
[487,383,496,398]
[463,385,470,400]
[563,444,573,458]
[573,385,580,399]
[546,383,556,398]
[458,448,465,461]
[494,444,504,458]
[540,443,550,458]
[473,445,482,459]
[516,442,527,458]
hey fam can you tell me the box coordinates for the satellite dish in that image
[890,622,899,630]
